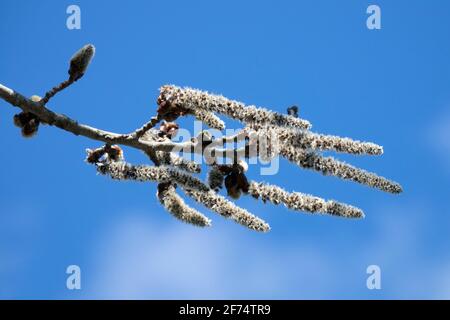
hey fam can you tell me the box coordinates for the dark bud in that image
[287,105,299,118]
[21,118,40,138]
[68,44,95,81]
[13,112,34,128]
[86,145,124,164]
[236,172,250,194]
[159,121,179,139]
[107,145,124,162]
[14,101,41,138]
[225,173,241,199]
[86,148,106,164]
[217,164,234,175]
[224,170,250,199]
[157,87,188,121]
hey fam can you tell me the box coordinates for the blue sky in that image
[1,0,450,299]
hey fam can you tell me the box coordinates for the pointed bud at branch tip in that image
[68,44,95,81]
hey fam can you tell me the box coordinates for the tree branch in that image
[0,43,403,232]
[0,83,251,162]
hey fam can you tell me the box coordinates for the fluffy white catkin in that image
[157,183,211,227]
[96,161,209,192]
[271,126,383,156]
[248,181,364,218]
[158,85,312,130]
[154,151,201,173]
[280,146,403,194]
[183,188,271,232]
[97,162,269,231]
[189,108,225,130]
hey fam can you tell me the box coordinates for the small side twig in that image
[41,44,95,105]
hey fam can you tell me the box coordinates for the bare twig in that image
[41,79,75,105]
[0,84,210,156]
[41,44,95,104]
[132,115,163,139]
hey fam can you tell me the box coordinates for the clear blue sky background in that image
[1,0,450,299]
